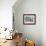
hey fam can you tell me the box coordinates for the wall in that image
[0,0,16,30]
[13,0,41,46]
[41,0,46,46]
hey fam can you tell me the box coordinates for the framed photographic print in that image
[23,14,36,25]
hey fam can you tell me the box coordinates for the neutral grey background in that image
[13,0,41,46]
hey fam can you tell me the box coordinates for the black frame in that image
[23,14,36,25]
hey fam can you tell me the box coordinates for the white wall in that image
[41,0,46,46]
[0,0,16,30]
[13,0,41,46]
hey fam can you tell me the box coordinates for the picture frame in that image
[23,14,36,25]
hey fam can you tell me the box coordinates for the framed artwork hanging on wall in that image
[23,14,36,25]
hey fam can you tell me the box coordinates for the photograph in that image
[23,14,36,25]
[0,0,45,46]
